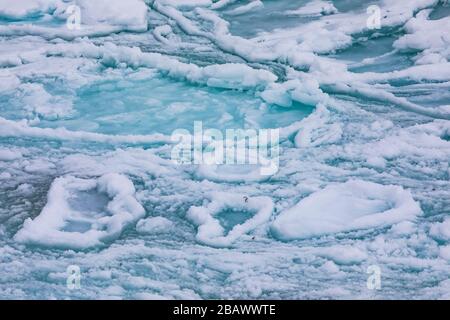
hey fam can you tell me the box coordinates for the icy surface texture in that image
[0,0,449,299]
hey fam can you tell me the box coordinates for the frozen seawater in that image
[14,173,145,249]
[0,0,449,299]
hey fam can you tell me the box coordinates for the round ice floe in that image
[14,173,145,249]
[187,192,274,247]
[271,180,422,240]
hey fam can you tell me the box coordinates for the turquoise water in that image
[37,76,313,135]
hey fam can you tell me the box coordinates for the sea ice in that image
[394,10,450,65]
[14,173,145,249]
[0,0,60,20]
[136,216,174,234]
[271,180,422,240]
[187,192,274,247]
[77,0,148,31]
[1,0,450,300]
[285,1,338,17]
[226,1,264,16]
[430,219,450,241]
[294,104,342,148]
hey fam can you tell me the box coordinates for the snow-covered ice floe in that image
[0,0,149,39]
[136,216,174,235]
[14,173,145,249]
[187,192,274,247]
[271,180,422,240]
[285,0,338,17]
